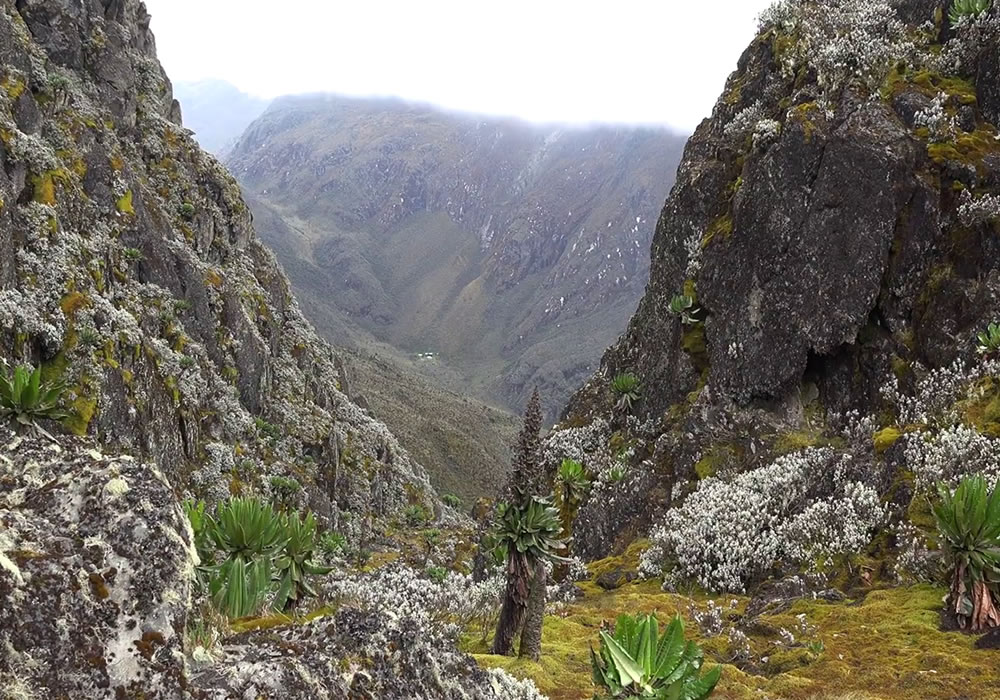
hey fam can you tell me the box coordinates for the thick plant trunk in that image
[553,498,576,583]
[491,551,532,655]
[519,558,547,660]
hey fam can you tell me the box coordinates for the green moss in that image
[891,355,911,381]
[773,429,842,455]
[927,127,1000,171]
[916,263,954,313]
[30,171,66,206]
[471,576,997,700]
[788,101,822,143]
[873,426,904,454]
[694,445,740,480]
[958,377,1000,437]
[702,213,734,248]
[1,75,25,100]
[586,539,650,581]
[66,392,97,436]
[681,324,710,374]
[116,190,135,215]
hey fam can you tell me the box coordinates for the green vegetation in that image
[934,474,1000,630]
[0,363,67,432]
[949,0,991,27]
[496,497,568,564]
[611,373,642,413]
[273,511,333,612]
[185,498,336,620]
[206,498,287,619]
[405,504,430,525]
[443,493,462,509]
[669,294,700,325]
[269,475,302,511]
[319,531,347,557]
[591,613,720,699]
[977,322,1000,359]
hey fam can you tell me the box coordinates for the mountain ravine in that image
[226,95,687,418]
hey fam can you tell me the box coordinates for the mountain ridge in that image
[228,93,688,417]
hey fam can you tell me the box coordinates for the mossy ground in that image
[471,562,1000,699]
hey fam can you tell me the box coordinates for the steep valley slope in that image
[226,95,688,419]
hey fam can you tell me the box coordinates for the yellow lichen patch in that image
[1,74,24,99]
[472,583,1000,700]
[30,171,64,206]
[60,291,90,317]
[116,190,135,215]
[873,426,903,454]
[773,429,843,455]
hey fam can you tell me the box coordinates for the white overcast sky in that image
[144,0,776,132]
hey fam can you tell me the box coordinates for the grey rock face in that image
[0,431,192,699]
[557,1,1000,562]
[701,99,917,403]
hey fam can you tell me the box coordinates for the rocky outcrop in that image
[227,95,687,418]
[193,609,529,699]
[0,0,435,541]
[558,0,1000,560]
[0,431,193,698]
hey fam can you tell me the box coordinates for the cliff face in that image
[0,0,435,533]
[558,0,1000,560]
[0,2,536,697]
[226,95,687,417]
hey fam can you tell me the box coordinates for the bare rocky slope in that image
[227,95,687,419]
[0,1,530,697]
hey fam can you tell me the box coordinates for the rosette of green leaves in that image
[207,498,287,619]
[591,613,721,699]
[273,511,334,612]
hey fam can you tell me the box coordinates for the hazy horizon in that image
[146,0,776,132]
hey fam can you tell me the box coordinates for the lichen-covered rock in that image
[556,0,1000,562]
[0,0,436,540]
[0,430,193,698]
[192,608,538,699]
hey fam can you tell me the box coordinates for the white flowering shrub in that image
[933,4,1000,74]
[639,448,885,593]
[958,190,1000,227]
[752,119,783,148]
[325,565,503,642]
[881,358,1000,426]
[913,93,957,143]
[759,0,915,97]
[723,101,766,140]
[893,520,942,584]
[904,425,1000,490]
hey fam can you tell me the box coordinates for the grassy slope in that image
[471,551,1000,699]
[343,347,518,504]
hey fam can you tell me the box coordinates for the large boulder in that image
[0,431,194,698]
